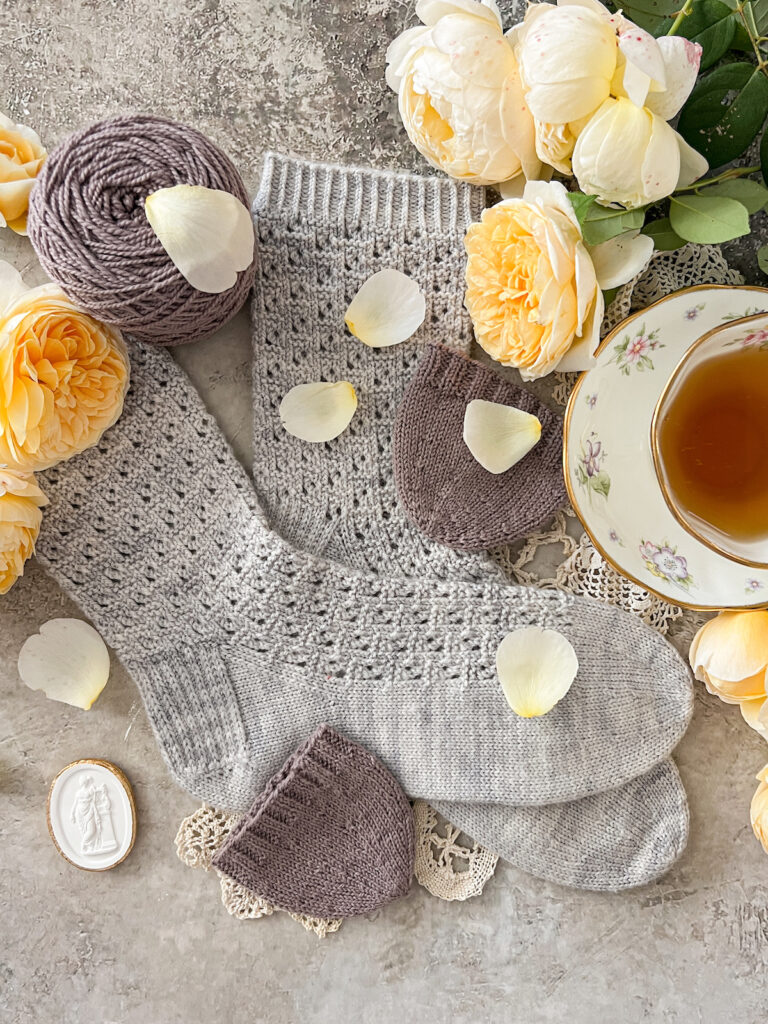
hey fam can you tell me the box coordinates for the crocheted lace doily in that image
[412,800,499,900]
[174,244,738,916]
[174,805,342,938]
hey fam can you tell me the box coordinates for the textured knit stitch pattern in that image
[247,156,692,892]
[27,115,255,346]
[36,341,694,814]
[394,343,567,550]
[251,152,500,581]
[213,724,415,918]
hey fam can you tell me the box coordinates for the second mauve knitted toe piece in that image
[393,344,567,551]
[212,725,415,919]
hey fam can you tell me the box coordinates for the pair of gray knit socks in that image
[248,154,693,891]
[35,157,693,896]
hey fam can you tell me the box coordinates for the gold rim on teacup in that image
[650,311,768,571]
[563,284,768,612]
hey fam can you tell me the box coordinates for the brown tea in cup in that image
[655,346,768,546]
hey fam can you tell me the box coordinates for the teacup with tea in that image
[652,312,768,568]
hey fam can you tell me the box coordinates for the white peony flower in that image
[386,0,540,185]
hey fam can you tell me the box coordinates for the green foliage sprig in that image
[595,0,768,271]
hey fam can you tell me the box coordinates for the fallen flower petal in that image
[279,381,358,442]
[18,618,110,710]
[496,626,579,718]
[344,269,426,348]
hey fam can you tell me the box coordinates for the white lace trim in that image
[413,800,499,901]
[175,805,343,937]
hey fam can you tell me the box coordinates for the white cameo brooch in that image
[47,759,136,871]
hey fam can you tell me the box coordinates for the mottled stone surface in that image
[2,2,768,1022]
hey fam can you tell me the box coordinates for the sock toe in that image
[433,758,690,892]
[393,344,567,550]
[212,724,415,918]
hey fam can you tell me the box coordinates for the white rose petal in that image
[18,618,110,710]
[675,131,709,189]
[0,259,31,314]
[463,399,542,474]
[416,0,502,30]
[344,269,426,348]
[279,381,358,443]
[588,230,654,290]
[496,626,579,718]
[554,285,603,373]
[618,26,666,90]
[646,37,702,121]
[144,184,254,294]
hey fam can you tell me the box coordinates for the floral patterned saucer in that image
[564,285,768,610]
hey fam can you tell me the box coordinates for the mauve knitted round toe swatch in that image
[393,344,567,551]
[212,725,415,919]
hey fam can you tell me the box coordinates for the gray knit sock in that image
[250,156,690,889]
[37,343,693,823]
[251,153,502,583]
[434,759,689,892]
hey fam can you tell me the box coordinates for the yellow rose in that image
[751,765,768,855]
[386,0,539,185]
[0,263,130,471]
[689,611,768,738]
[0,112,47,235]
[463,180,651,380]
[0,468,47,594]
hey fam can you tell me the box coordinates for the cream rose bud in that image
[386,0,539,185]
[572,97,707,209]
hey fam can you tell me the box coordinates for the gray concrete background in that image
[2,2,768,1022]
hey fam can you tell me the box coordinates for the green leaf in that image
[641,217,686,251]
[613,0,679,14]
[592,471,611,498]
[762,128,768,189]
[602,286,619,306]
[678,0,737,70]
[580,205,646,246]
[746,0,768,35]
[567,192,597,226]
[698,177,768,213]
[678,63,768,169]
[759,245,768,276]
[609,0,675,33]
[669,194,751,243]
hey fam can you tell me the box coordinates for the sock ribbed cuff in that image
[253,151,486,233]
[413,343,534,405]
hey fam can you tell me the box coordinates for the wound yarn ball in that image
[27,115,256,346]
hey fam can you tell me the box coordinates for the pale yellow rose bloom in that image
[751,765,768,855]
[386,0,540,185]
[463,180,650,380]
[0,467,47,594]
[0,264,130,471]
[690,611,768,743]
[0,112,47,235]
